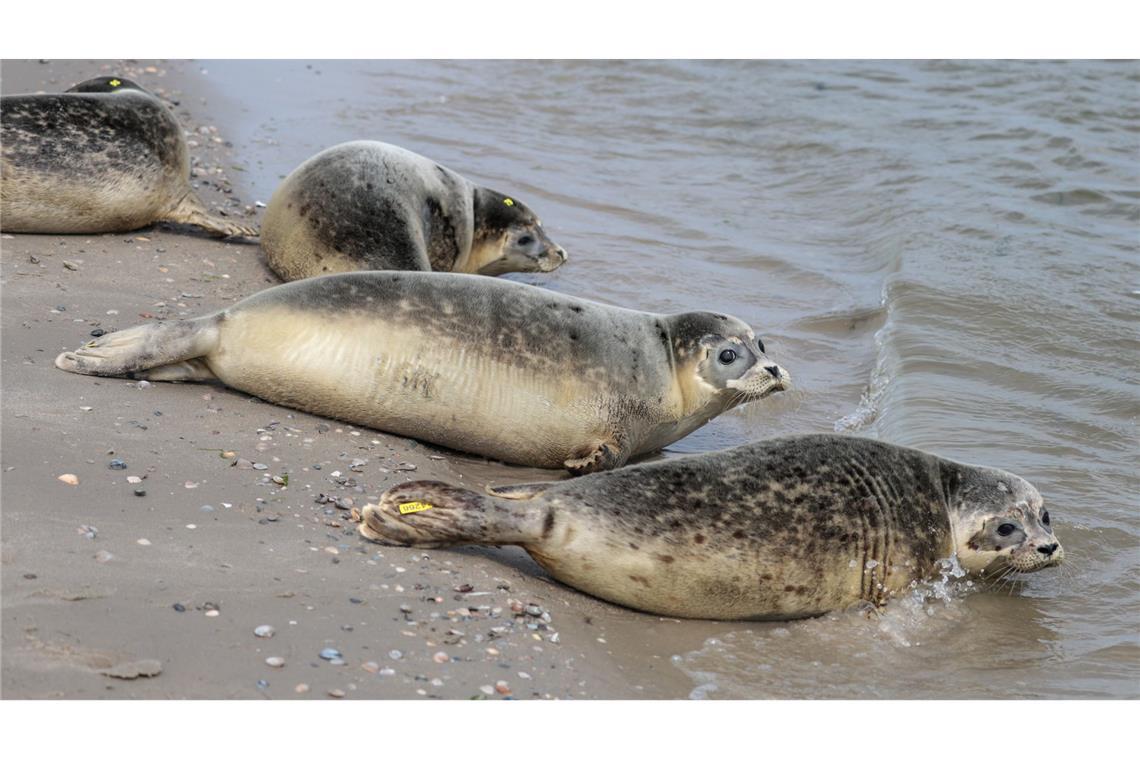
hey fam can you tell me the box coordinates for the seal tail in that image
[55,315,221,381]
[359,480,548,549]
[159,192,259,238]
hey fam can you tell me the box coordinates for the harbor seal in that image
[1,76,256,238]
[54,271,789,473]
[260,141,567,280]
[360,434,1064,620]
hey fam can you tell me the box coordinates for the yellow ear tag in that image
[398,501,434,515]
[503,198,514,207]
[109,79,122,87]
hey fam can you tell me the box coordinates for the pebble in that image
[379,667,396,676]
[134,488,147,497]
[252,463,269,471]
[94,550,114,563]
[58,474,80,486]
[265,657,285,668]
[495,681,512,696]
[172,603,186,612]
[256,679,269,689]
[328,689,346,699]
[254,625,275,638]
[126,476,142,484]
[388,649,403,660]
[479,684,494,695]
[137,538,151,546]
[319,648,342,661]
[361,661,380,674]
[108,459,127,470]
[294,683,310,694]
[204,609,221,618]
[432,651,449,664]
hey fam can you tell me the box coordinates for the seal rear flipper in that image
[360,480,547,549]
[55,317,220,378]
[159,192,258,238]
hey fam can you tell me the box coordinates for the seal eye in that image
[757,338,766,353]
[1041,510,1050,526]
[996,523,1017,537]
[517,235,534,246]
[718,349,737,365]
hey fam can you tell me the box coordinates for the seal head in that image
[947,465,1064,575]
[471,188,567,275]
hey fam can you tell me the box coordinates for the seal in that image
[260,141,567,280]
[359,434,1064,620]
[1,76,256,238]
[54,271,790,473]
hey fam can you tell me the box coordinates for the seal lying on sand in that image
[1,76,256,238]
[360,434,1064,620]
[261,141,567,280]
[55,272,789,473]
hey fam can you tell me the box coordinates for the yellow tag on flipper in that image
[398,501,434,515]
[503,198,514,207]
[109,79,122,87]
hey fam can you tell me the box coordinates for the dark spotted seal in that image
[54,271,789,473]
[0,76,256,237]
[360,434,1064,620]
[260,141,567,280]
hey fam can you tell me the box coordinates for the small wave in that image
[834,315,893,433]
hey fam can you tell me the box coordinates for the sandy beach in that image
[0,59,726,699]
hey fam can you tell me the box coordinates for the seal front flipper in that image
[159,193,259,238]
[564,437,629,475]
[360,480,549,549]
[485,482,555,500]
[55,316,220,379]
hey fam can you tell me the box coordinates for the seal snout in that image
[1037,542,1059,557]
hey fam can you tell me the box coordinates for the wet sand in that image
[0,59,722,700]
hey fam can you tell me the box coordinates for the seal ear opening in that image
[486,482,553,501]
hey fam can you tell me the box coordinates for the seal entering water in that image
[54,271,789,473]
[1,76,256,237]
[261,141,567,280]
[360,435,1064,620]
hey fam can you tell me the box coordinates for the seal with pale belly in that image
[261,141,567,280]
[54,272,789,473]
[360,435,1064,620]
[1,76,256,238]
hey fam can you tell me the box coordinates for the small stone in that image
[254,625,275,638]
[62,260,80,271]
[58,474,79,486]
[379,667,396,676]
[394,463,417,471]
[184,481,199,489]
[388,649,403,660]
[134,488,147,497]
[319,648,342,661]
[126,475,142,484]
[361,661,380,674]
[94,550,114,563]
[205,609,220,618]
[294,683,310,694]
[136,380,151,389]
[495,681,511,696]
[256,679,269,689]
[328,688,346,698]
[172,603,186,612]
[480,684,494,695]
[136,538,151,546]
[525,605,543,617]
[200,504,214,512]
[265,657,285,668]
[108,458,127,470]
[433,651,449,664]
[252,462,269,471]
[79,406,93,412]
[89,328,106,338]
[101,659,162,680]
[454,584,474,593]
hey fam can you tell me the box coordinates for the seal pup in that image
[260,141,567,280]
[1,76,256,238]
[54,271,789,473]
[359,434,1064,620]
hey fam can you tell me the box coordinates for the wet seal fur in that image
[1,76,256,238]
[261,141,567,280]
[360,435,1064,620]
[54,271,789,473]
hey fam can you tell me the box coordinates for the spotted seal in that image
[360,434,1064,620]
[54,271,789,473]
[0,76,256,237]
[260,141,567,280]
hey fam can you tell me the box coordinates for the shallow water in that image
[201,59,1139,699]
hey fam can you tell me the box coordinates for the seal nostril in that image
[765,365,781,379]
[1037,543,1058,556]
